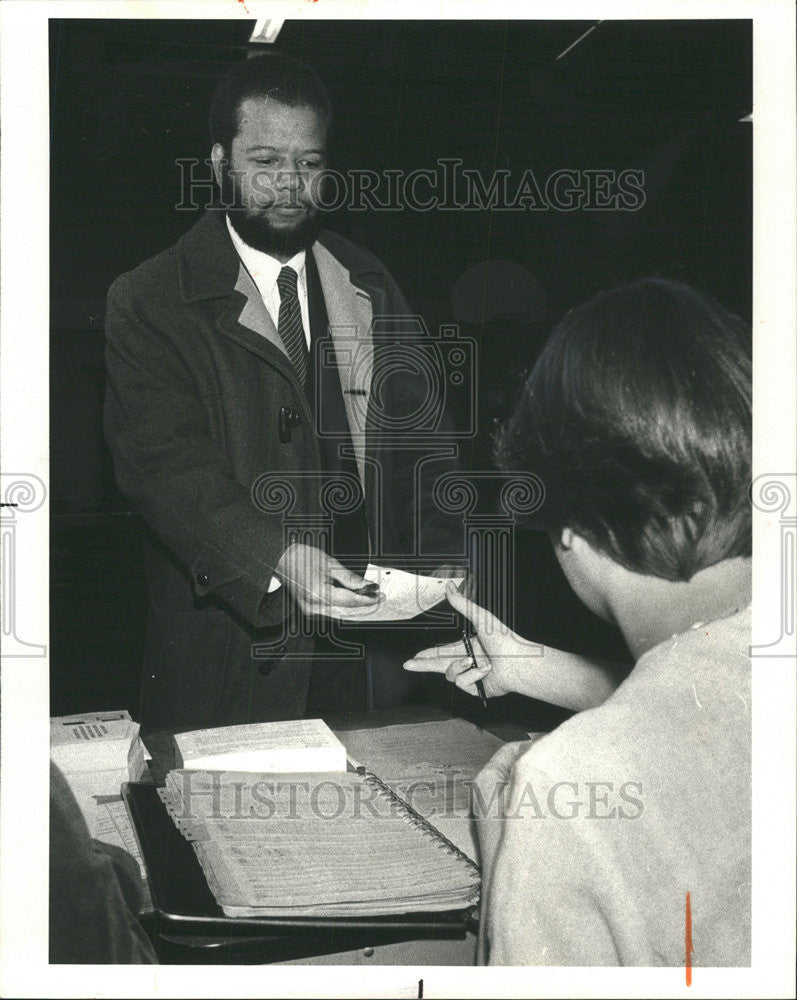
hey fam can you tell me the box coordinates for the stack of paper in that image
[50,709,150,836]
[174,718,347,774]
[159,768,481,917]
[95,795,151,899]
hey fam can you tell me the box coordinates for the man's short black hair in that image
[495,278,752,581]
[209,51,331,153]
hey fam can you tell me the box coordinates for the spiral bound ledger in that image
[156,767,481,918]
[357,767,480,873]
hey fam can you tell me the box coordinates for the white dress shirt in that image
[225,215,312,349]
[226,215,315,593]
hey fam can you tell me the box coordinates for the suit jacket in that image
[104,209,462,731]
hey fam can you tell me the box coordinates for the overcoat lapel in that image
[177,210,376,444]
[231,263,284,356]
[177,209,301,386]
[216,263,304,393]
[312,241,374,485]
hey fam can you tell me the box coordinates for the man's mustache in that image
[222,169,319,206]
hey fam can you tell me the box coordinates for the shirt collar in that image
[225,214,306,297]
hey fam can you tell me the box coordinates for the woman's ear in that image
[559,527,575,551]
[552,528,615,623]
[210,143,226,186]
[553,526,602,571]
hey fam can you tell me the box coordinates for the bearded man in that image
[104,52,462,731]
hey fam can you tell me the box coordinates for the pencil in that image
[461,629,488,709]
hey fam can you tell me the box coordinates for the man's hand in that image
[403,585,535,699]
[275,543,383,617]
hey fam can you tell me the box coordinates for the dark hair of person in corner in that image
[494,277,752,582]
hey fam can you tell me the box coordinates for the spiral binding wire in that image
[356,767,480,874]
[162,769,480,876]
[157,784,204,840]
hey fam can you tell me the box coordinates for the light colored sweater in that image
[477,606,751,966]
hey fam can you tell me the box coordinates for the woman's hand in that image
[405,584,625,710]
[403,585,540,700]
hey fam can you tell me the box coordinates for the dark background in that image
[50,18,752,722]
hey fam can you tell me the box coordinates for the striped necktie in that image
[276,266,309,384]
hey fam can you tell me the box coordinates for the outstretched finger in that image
[403,650,457,674]
[406,639,465,662]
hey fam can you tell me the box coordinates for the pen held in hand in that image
[461,629,488,709]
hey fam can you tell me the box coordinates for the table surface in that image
[142,705,530,785]
[136,706,529,964]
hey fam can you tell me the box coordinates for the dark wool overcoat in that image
[105,210,462,731]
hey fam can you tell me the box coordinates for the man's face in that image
[213,97,327,259]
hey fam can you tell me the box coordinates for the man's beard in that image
[221,166,323,258]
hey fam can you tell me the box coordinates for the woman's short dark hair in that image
[209,52,332,153]
[495,278,752,581]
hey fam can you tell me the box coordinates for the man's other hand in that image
[275,543,383,616]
